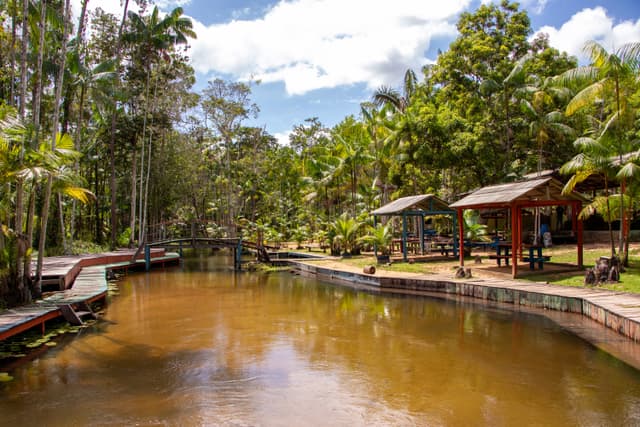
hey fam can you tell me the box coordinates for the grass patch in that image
[329,255,457,275]
[521,246,640,293]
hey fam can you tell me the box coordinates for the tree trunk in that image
[35,0,71,298]
[128,148,137,246]
[108,0,130,248]
[8,0,17,106]
[32,0,46,140]
[141,75,161,244]
[23,185,36,295]
[604,178,615,258]
[18,0,28,117]
[58,194,68,254]
[136,65,152,243]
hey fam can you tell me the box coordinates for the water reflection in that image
[1,253,639,426]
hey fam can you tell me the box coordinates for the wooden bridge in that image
[144,237,272,270]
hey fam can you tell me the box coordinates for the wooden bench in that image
[488,254,511,266]
[432,242,454,256]
[523,255,552,270]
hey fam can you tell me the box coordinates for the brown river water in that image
[1,253,639,426]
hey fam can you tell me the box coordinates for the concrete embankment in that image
[291,260,640,343]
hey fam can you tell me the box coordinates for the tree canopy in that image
[0,0,639,305]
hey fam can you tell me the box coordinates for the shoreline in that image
[290,258,640,370]
[0,249,180,342]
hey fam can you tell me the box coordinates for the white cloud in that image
[534,7,640,61]
[153,0,192,8]
[481,0,547,14]
[189,0,469,96]
[273,130,291,146]
[71,0,137,21]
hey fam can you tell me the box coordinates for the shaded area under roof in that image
[372,194,452,216]
[450,177,588,209]
[451,176,586,278]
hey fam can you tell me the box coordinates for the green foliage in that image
[463,210,489,242]
[2,0,640,310]
[331,214,363,255]
[359,223,393,255]
[117,228,132,248]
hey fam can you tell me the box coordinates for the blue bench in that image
[523,255,552,270]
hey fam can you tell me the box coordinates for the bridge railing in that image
[145,220,234,243]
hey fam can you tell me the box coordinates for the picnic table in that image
[431,239,455,256]
[489,242,511,266]
[523,245,552,270]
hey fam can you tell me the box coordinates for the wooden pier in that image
[0,249,179,341]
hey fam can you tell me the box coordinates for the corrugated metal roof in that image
[371,194,451,215]
[449,177,588,208]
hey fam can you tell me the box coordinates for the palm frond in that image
[583,40,609,67]
[565,80,605,116]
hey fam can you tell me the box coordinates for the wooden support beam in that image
[457,208,465,267]
[511,204,518,278]
[575,201,584,268]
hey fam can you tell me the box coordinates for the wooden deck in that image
[0,250,180,341]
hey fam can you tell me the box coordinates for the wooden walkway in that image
[0,250,179,341]
[293,260,640,343]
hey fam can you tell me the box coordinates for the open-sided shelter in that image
[371,194,457,261]
[449,176,589,278]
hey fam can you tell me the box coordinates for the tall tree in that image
[557,40,640,263]
[107,0,129,248]
[123,5,195,244]
[35,0,72,297]
[431,0,531,186]
[201,79,258,233]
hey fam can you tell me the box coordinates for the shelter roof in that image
[449,177,589,209]
[371,194,451,216]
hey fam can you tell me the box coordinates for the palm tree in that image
[0,110,92,303]
[331,213,362,256]
[372,69,417,113]
[124,6,196,244]
[332,129,373,216]
[35,0,72,296]
[107,0,130,248]
[0,111,31,304]
[519,78,574,172]
[561,134,620,257]
[556,40,640,263]
[359,223,393,260]
[361,103,394,205]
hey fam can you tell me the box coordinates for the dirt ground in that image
[297,241,639,283]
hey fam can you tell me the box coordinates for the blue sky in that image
[76,0,640,144]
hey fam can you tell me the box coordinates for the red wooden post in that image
[517,204,523,261]
[575,201,583,268]
[511,204,518,278]
[457,208,465,266]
